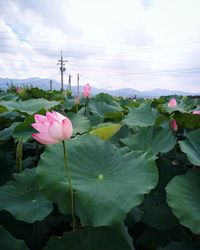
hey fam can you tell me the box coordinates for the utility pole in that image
[68,74,72,90]
[49,80,53,91]
[77,73,80,99]
[57,51,67,91]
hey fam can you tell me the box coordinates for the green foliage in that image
[44,225,134,250]
[88,93,123,121]
[0,226,27,250]
[0,168,53,223]
[158,241,200,250]
[90,123,122,140]
[67,112,90,135]
[179,129,200,166]
[0,98,60,115]
[175,112,200,129]
[37,135,158,226]
[0,89,199,249]
[166,171,200,234]
[121,126,176,154]
[122,103,158,127]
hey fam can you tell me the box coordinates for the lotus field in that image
[0,87,200,250]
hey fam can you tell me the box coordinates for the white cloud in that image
[0,0,200,92]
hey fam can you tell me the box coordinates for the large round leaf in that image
[88,95,123,120]
[179,129,200,166]
[44,225,134,250]
[137,227,183,250]
[0,149,15,186]
[0,168,53,223]
[141,193,178,231]
[90,123,122,140]
[0,122,20,144]
[175,112,200,129]
[140,158,180,230]
[166,171,200,234]
[67,112,90,135]
[163,105,186,114]
[13,114,35,142]
[157,241,200,250]
[0,98,60,115]
[121,126,176,154]
[37,135,158,226]
[0,226,27,250]
[122,103,158,128]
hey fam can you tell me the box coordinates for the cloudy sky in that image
[0,0,200,92]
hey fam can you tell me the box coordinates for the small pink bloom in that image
[31,111,73,145]
[75,96,80,105]
[168,98,177,108]
[16,87,23,93]
[192,110,200,115]
[83,83,91,98]
[170,119,178,132]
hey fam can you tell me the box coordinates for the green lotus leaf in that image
[0,226,27,250]
[157,240,199,250]
[179,129,200,166]
[121,126,176,154]
[67,112,90,135]
[125,206,144,228]
[0,168,53,223]
[109,124,130,146]
[94,93,116,104]
[0,93,18,101]
[44,225,134,250]
[141,193,178,231]
[90,123,122,140]
[0,149,15,186]
[88,100,122,119]
[175,112,200,129]
[163,105,186,114]
[0,106,7,113]
[166,171,200,234]
[137,227,187,250]
[0,110,20,120]
[122,103,158,128]
[13,115,35,142]
[37,134,158,226]
[0,98,60,115]
[0,122,20,143]
[140,158,181,230]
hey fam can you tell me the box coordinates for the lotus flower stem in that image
[36,141,40,162]
[62,140,76,231]
[16,137,23,172]
[84,98,89,117]
[84,102,87,117]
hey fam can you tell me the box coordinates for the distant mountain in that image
[0,77,199,97]
[0,77,57,90]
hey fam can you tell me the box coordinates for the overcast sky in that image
[0,0,200,92]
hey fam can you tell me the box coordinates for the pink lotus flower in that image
[168,98,177,108]
[83,83,91,98]
[75,96,80,105]
[16,87,20,93]
[170,119,178,132]
[192,110,200,115]
[32,111,73,145]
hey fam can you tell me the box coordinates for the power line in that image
[0,41,199,62]
[0,35,200,54]
[0,27,200,47]
[99,67,200,76]
[1,59,200,75]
